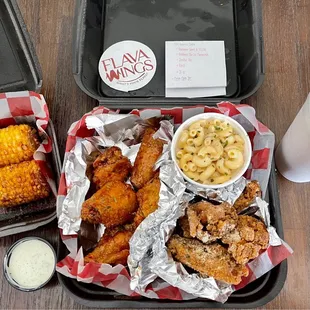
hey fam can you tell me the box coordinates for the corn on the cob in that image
[0,160,50,207]
[0,124,40,168]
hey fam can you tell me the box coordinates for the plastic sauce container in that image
[3,237,56,291]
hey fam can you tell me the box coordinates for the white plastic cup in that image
[275,94,310,183]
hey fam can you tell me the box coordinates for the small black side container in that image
[0,0,61,237]
[57,0,288,308]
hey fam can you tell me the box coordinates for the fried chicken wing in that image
[167,235,249,285]
[222,215,269,265]
[92,146,132,189]
[178,216,192,238]
[81,181,137,227]
[233,181,261,213]
[84,226,134,265]
[185,201,238,243]
[131,128,164,189]
[134,174,161,226]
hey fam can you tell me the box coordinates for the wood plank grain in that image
[0,0,309,309]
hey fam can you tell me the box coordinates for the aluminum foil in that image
[128,162,188,295]
[129,158,235,302]
[58,138,96,235]
[255,197,282,246]
[186,177,246,205]
[58,114,173,235]
[129,166,281,303]
[58,112,282,302]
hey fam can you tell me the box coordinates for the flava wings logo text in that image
[99,41,157,92]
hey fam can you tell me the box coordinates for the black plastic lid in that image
[72,0,265,109]
[0,0,42,93]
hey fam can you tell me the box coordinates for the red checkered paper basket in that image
[56,102,293,300]
[0,91,56,195]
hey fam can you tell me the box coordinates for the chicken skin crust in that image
[233,181,261,213]
[167,235,249,285]
[222,215,269,265]
[84,226,134,265]
[185,201,238,244]
[81,181,137,227]
[134,174,160,226]
[92,146,132,189]
[130,128,164,189]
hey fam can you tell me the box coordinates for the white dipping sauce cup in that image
[3,237,56,292]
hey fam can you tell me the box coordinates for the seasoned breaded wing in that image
[233,181,261,213]
[131,128,164,189]
[0,124,40,167]
[0,160,50,207]
[81,181,137,227]
[186,201,238,243]
[222,215,269,265]
[186,207,217,244]
[85,226,134,265]
[134,174,160,226]
[167,235,249,285]
[92,146,132,189]
[178,216,192,238]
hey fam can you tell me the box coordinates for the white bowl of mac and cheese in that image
[171,113,252,189]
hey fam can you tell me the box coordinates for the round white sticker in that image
[98,40,157,92]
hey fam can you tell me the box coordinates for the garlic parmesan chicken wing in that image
[134,174,160,226]
[84,226,134,265]
[178,216,192,238]
[184,201,238,244]
[92,146,132,189]
[167,235,249,285]
[81,181,137,227]
[131,128,164,189]
[233,181,261,213]
[222,215,269,265]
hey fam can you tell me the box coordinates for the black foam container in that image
[57,162,287,308]
[56,0,288,307]
[72,0,265,108]
[99,0,238,98]
[0,0,61,236]
[0,0,42,92]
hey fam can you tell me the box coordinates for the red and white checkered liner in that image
[0,91,56,196]
[56,102,292,301]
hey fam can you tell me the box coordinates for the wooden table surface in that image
[0,0,309,309]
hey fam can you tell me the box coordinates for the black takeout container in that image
[56,0,288,308]
[72,0,264,108]
[0,0,61,236]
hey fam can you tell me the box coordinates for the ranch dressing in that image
[8,239,55,288]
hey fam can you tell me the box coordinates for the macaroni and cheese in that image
[176,118,246,185]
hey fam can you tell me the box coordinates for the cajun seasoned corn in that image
[0,124,40,168]
[0,160,50,207]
